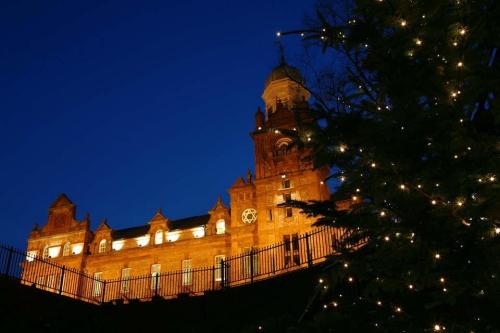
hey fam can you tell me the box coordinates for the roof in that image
[112,225,150,240]
[111,214,211,240]
[49,193,74,209]
[170,214,210,230]
[265,61,304,88]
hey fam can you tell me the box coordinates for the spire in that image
[255,106,265,129]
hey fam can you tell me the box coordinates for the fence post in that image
[155,273,159,297]
[59,265,65,294]
[4,246,13,276]
[220,259,225,288]
[305,233,313,267]
[212,266,215,291]
[101,280,106,304]
[250,249,254,283]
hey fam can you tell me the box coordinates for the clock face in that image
[241,208,257,224]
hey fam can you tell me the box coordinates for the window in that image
[216,220,225,235]
[42,246,49,259]
[285,207,293,218]
[182,259,192,286]
[99,239,107,253]
[63,242,71,256]
[283,193,292,202]
[282,179,291,189]
[151,264,161,290]
[121,268,131,293]
[48,246,61,258]
[242,248,259,277]
[93,272,103,297]
[283,234,300,267]
[155,230,163,245]
[214,255,225,281]
[26,250,38,262]
[268,209,273,221]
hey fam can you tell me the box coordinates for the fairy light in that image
[380,211,386,217]
[339,145,347,152]
[434,324,442,331]
[376,300,382,306]
[459,27,466,35]
[352,195,358,201]
[344,263,349,268]
[356,188,361,193]
[348,277,354,282]
[495,227,500,235]
[408,284,414,289]
[489,176,496,182]
[399,184,406,190]
[276,32,281,37]
[440,277,445,283]
[435,253,441,259]
[384,236,390,242]
[431,199,437,205]
[340,176,346,182]
[457,61,463,67]
[400,19,407,27]
[395,307,402,313]
[415,38,422,46]
[319,278,324,284]
[417,184,422,189]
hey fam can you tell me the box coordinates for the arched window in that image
[216,220,225,235]
[99,239,107,253]
[274,138,293,156]
[155,230,163,245]
[63,242,71,256]
[42,246,49,259]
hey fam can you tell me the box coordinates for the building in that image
[25,59,332,296]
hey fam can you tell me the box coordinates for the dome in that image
[264,61,304,88]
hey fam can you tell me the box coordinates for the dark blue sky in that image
[0,0,315,249]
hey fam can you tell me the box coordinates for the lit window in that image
[112,240,124,251]
[99,239,107,253]
[26,250,38,262]
[93,272,103,297]
[121,268,131,293]
[192,226,205,238]
[155,230,163,245]
[166,231,181,242]
[48,246,61,258]
[151,264,161,290]
[216,220,225,235]
[72,243,83,255]
[63,242,71,256]
[136,235,150,247]
[43,246,49,259]
[182,259,192,286]
[214,255,225,281]
[242,248,258,277]
[282,179,291,189]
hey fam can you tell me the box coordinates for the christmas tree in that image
[276,0,500,331]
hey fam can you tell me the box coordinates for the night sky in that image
[0,1,315,249]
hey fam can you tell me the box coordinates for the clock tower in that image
[229,59,330,251]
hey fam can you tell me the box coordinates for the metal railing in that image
[0,226,361,304]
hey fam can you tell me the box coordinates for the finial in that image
[275,39,286,65]
[246,169,253,183]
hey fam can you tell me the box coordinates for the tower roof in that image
[49,193,74,209]
[264,61,304,88]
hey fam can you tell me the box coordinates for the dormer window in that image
[43,246,49,259]
[63,242,71,256]
[216,220,226,235]
[99,239,107,253]
[155,229,164,245]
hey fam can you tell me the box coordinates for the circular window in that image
[241,208,257,224]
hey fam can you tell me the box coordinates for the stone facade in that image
[26,60,331,283]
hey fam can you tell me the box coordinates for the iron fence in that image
[0,226,361,304]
